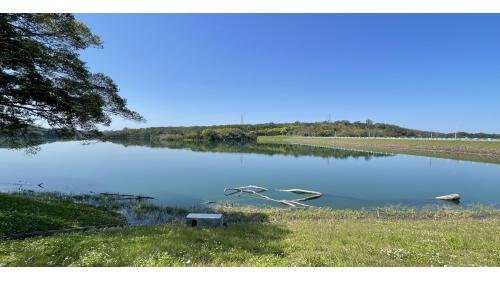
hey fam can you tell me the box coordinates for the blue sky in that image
[77,14,500,133]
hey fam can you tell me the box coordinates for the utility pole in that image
[454,125,458,139]
[240,114,244,125]
[329,113,335,137]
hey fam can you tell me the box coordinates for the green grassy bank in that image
[0,193,126,237]
[1,193,499,266]
[258,136,500,164]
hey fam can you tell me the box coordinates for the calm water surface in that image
[1,141,499,209]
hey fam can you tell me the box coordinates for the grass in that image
[0,192,126,237]
[1,196,499,266]
[258,136,500,164]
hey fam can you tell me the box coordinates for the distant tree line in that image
[100,120,500,143]
[4,121,499,150]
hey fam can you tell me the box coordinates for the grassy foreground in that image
[0,193,126,237]
[259,136,500,164]
[1,193,499,266]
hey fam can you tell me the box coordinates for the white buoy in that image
[435,194,460,201]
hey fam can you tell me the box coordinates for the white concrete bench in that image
[186,213,224,227]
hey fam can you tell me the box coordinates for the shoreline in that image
[258,136,500,164]
[1,192,500,266]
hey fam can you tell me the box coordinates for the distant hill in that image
[3,121,498,149]
[101,121,500,143]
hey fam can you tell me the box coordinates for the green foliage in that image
[102,121,500,144]
[0,193,125,237]
[201,128,256,142]
[0,13,143,136]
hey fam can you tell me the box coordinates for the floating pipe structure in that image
[224,185,323,207]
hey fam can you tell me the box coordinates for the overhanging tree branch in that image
[1,13,145,143]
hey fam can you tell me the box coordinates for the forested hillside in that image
[101,121,500,143]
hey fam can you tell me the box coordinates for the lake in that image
[1,140,499,209]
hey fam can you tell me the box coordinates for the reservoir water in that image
[1,140,499,209]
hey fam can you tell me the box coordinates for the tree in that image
[0,14,144,138]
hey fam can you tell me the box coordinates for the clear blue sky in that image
[77,14,500,133]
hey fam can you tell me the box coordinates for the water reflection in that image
[106,139,394,160]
